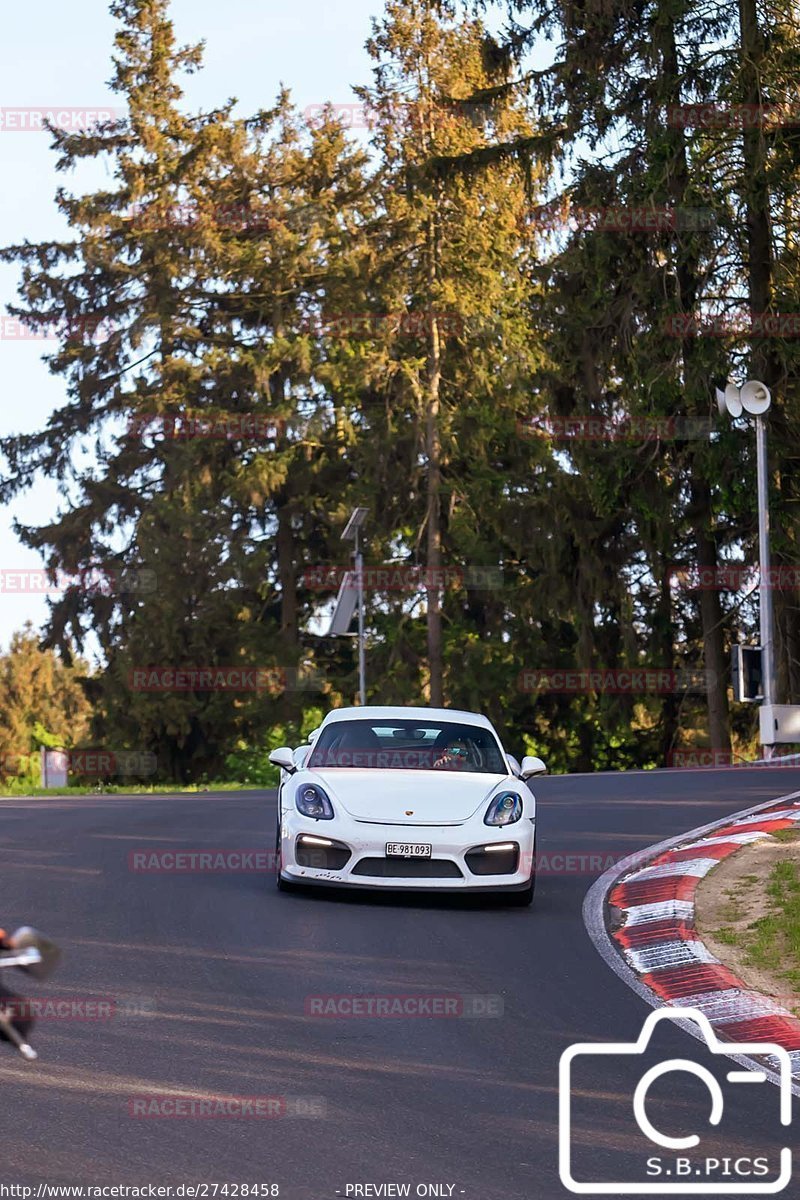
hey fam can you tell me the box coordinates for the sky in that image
[0,0,391,650]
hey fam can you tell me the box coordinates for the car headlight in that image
[484,791,523,826]
[296,783,334,820]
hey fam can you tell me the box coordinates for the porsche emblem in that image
[405,810,414,816]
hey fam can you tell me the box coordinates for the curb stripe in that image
[665,989,795,1024]
[719,1017,800,1049]
[610,875,701,908]
[623,940,718,974]
[766,1051,800,1071]
[614,919,699,947]
[622,857,719,881]
[623,899,696,924]
[711,815,800,838]
[681,832,769,848]
[642,963,743,999]
[584,785,800,1090]
[651,843,748,864]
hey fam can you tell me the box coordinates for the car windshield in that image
[307,719,507,774]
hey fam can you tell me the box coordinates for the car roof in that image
[319,705,495,731]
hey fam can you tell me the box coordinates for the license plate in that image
[386,842,432,858]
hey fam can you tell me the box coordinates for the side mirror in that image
[269,747,297,773]
[506,754,522,778]
[520,755,547,780]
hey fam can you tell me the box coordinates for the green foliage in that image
[743,859,800,989]
[0,625,93,782]
[1,0,798,778]
[222,706,324,785]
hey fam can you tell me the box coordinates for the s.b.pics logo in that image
[559,1008,792,1194]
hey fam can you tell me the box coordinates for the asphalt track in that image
[3,768,800,1198]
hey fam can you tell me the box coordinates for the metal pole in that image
[355,529,366,706]
[756,413,774,734]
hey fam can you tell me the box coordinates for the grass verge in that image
[0,781,267,797]
[706,831,800,1002]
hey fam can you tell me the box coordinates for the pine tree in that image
[0,2,370,775]
[351,0,543,708]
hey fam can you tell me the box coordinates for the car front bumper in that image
[278,811,536,891]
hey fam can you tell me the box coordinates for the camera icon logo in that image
[559,1007,793,1194]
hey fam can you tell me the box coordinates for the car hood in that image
[300,769,513,825]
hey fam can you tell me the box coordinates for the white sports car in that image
[269,705,545,904]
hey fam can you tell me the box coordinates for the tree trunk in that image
[691,479,731,752]
[424,313,443,706]
[660,19,731,754]
[655,558,679,763]
[277,492,298,700]
[739,0,782,704]
[424,198,444,706]
[276,499,298,650]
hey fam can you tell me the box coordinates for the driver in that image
[433,738,471,770]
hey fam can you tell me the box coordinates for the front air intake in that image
[352,857,463,879]
[295,837,351,871]
[465,844,520,876]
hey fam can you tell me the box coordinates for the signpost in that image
[717,380,800,755]
[730,645,763,703]
[328,507,369,705]
[40,748,68,790]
